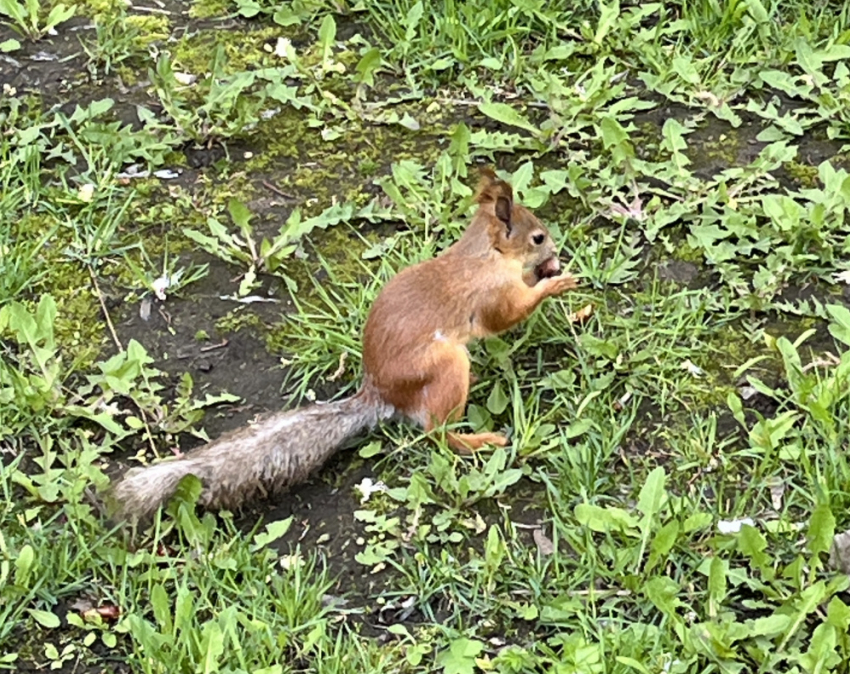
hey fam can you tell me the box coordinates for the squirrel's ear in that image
[475,167,513,234]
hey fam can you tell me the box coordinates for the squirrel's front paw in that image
[544,273,578,296]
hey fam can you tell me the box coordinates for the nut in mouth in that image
[534,256,561,281]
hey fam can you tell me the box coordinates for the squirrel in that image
[107,167,578,522]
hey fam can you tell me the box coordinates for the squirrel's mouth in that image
[534,256,561,281]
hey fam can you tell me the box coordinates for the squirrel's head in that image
[474,167,561,285]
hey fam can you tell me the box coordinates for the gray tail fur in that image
[108,391,394,523]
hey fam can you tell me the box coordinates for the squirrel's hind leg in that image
[414,345,508,455]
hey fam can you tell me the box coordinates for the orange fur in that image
[362,167,577,453]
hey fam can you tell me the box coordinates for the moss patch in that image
[784,159,820,188]
[172,25,296,74]
[189,0,232,20]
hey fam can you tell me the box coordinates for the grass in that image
[3,0,850,671]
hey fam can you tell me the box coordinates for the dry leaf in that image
[533,527,554,556]
[460,513,487,534]
[609,193,646,221]
[69,598,94,613]
[90,604,121,622]
[327,352,348,381]
[739,385,757,400]
[279,553,305,571]
[767,479,785,510]
[613,390,633,411]
[219,295,280,304]
[568,303,594,324]
[139,296,152,321]
[173,72,196,86]
[694,90,721,107]
[830,529,850,574]
[681,359,705,377]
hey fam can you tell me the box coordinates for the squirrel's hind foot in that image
[447,431,508,455]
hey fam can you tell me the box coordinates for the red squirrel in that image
[108,168,578,522]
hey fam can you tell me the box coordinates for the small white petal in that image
[681,359,705,377]
[356,477,387,503]
[274,37,292,58]
[718,518,755,534]
[173,72,196,85]
[151,276,170,301]
[77,183,95,202]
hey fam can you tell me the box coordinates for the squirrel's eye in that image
[532,233,545,245]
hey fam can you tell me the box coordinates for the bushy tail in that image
[107,391,394,523]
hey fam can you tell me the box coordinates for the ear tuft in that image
[474,166,513,232]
